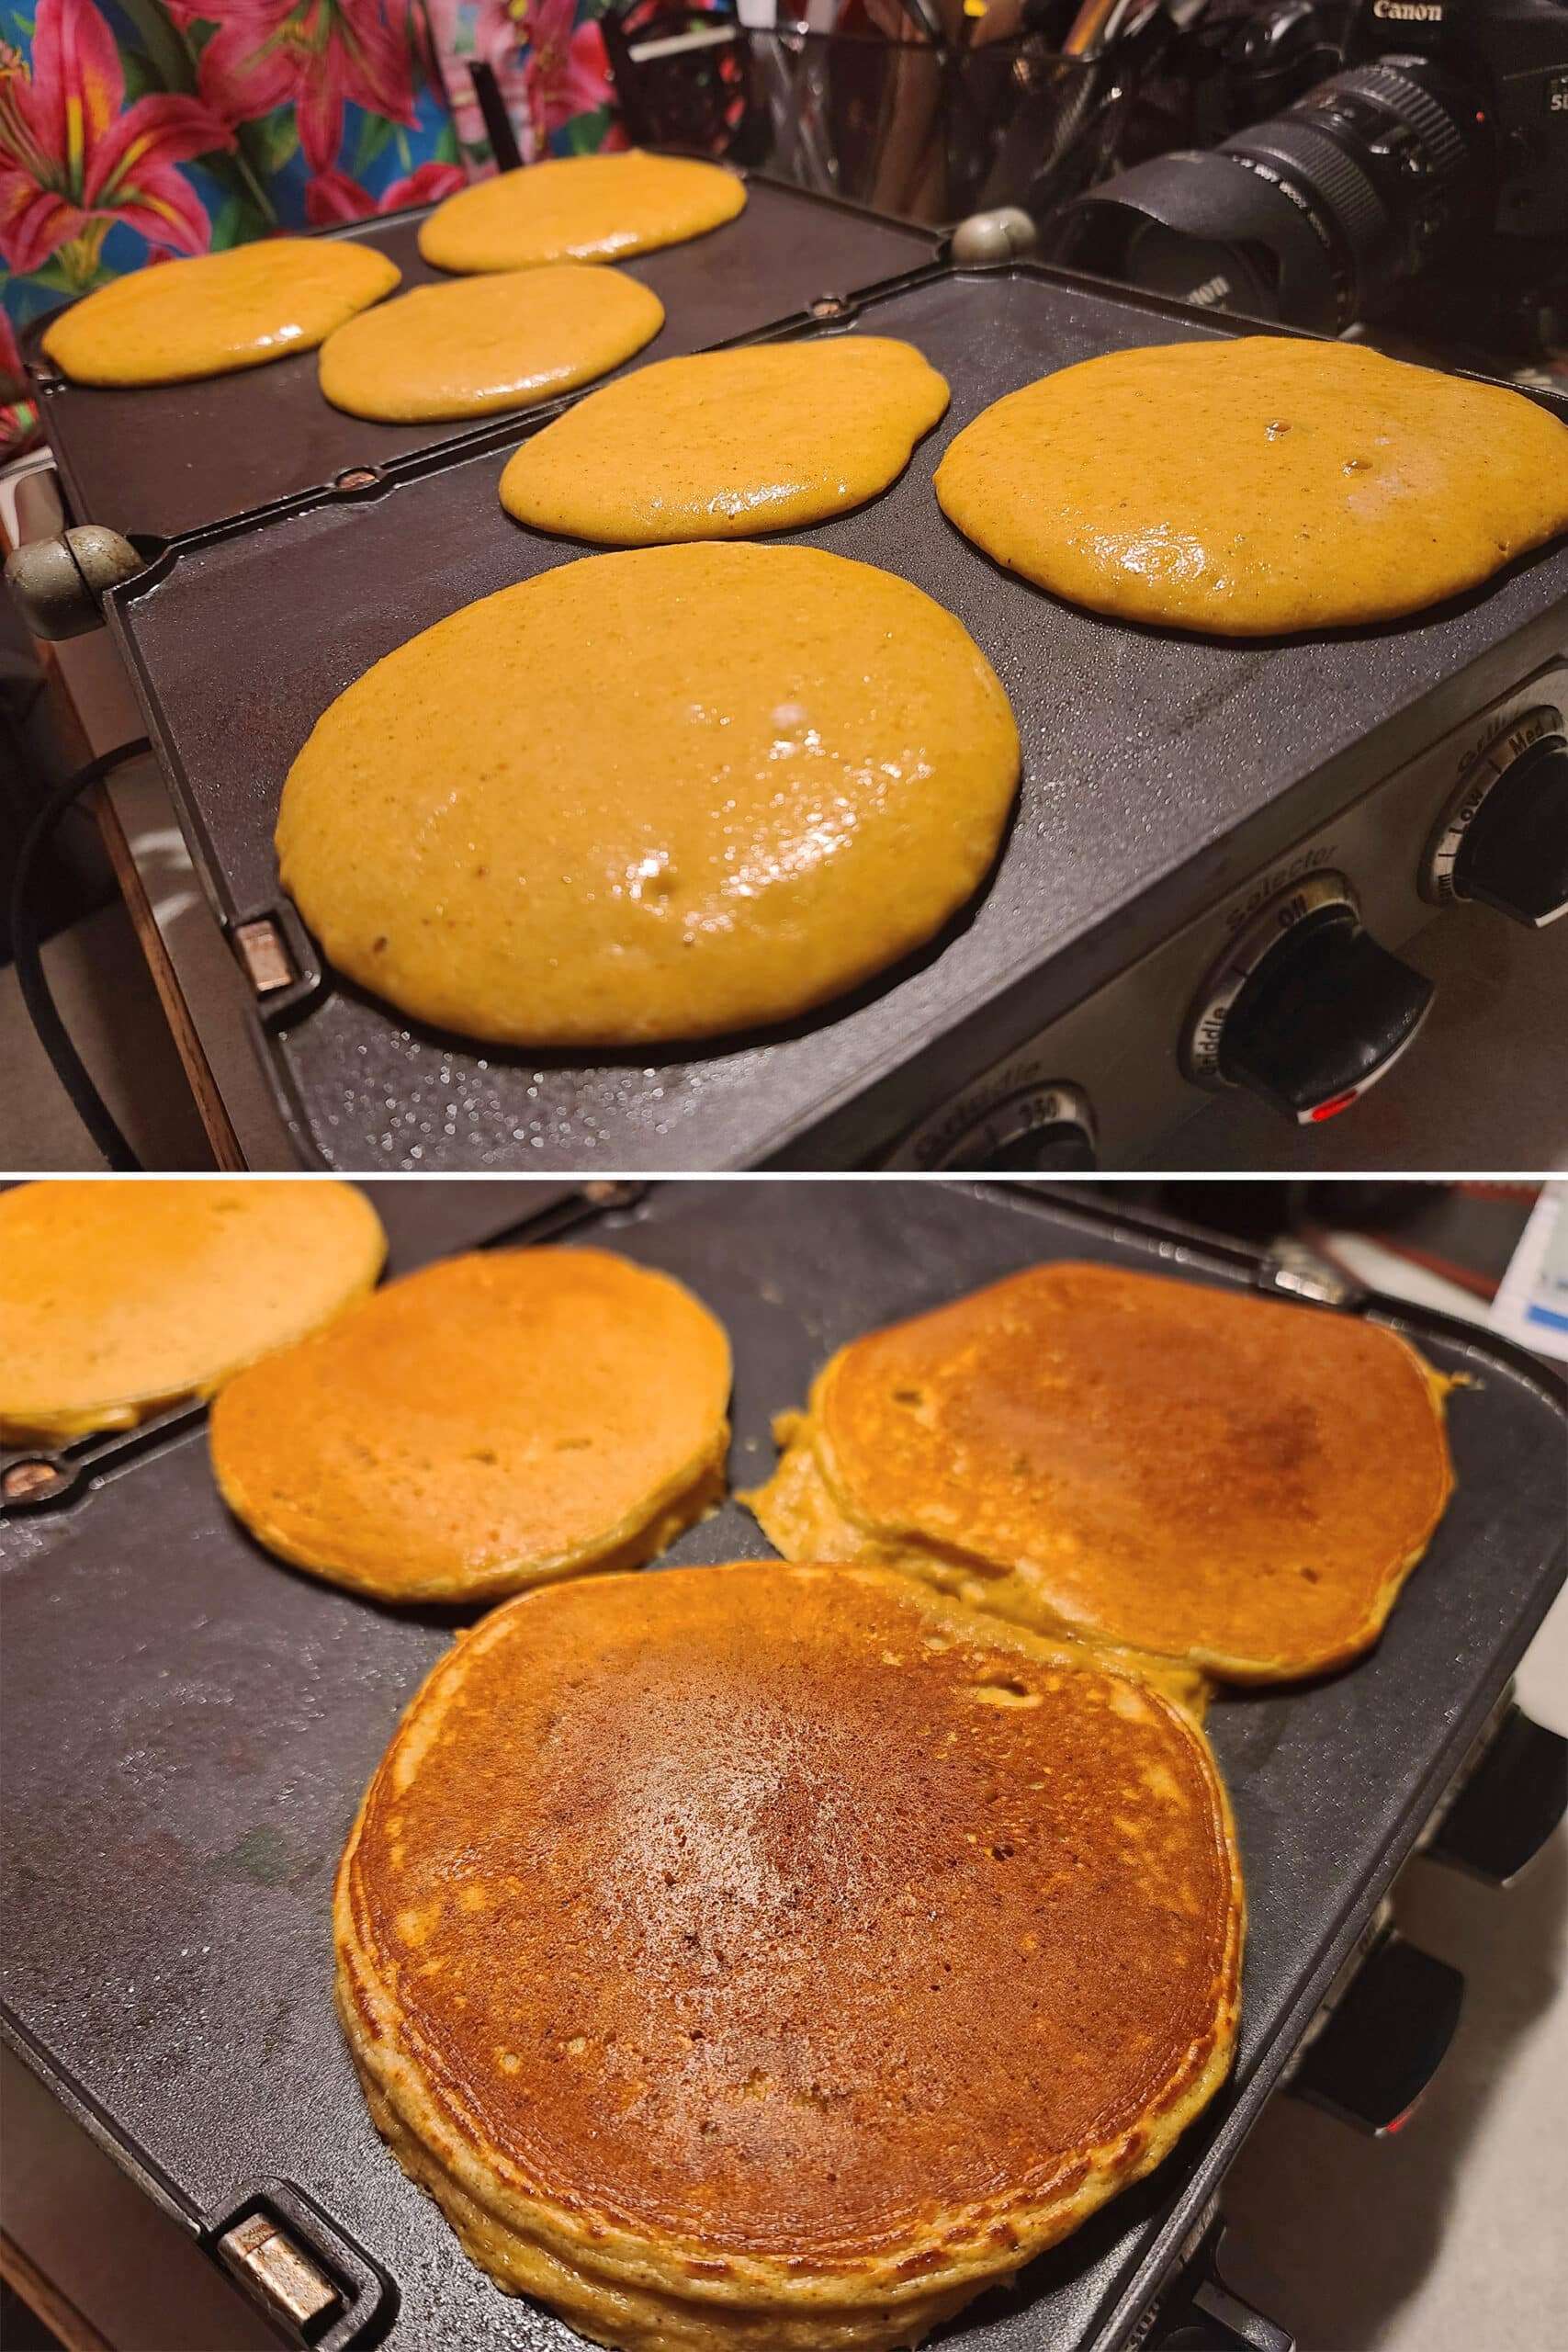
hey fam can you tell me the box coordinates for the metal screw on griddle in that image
[809,296,848,319]
[3,1460,67,1503]
[333,468,380,492]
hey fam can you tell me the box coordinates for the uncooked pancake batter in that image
[317,265,665,422]
[419,151,746,274]
[500,336,950,540]
[43,240,400,386]
[934,335,1568,634]
[275,542,1020,1047]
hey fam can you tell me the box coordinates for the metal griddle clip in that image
[1254,1240,1366,1311]
[226,901,327,1029]
[208,2178,394,2352]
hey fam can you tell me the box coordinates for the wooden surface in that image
[1,2231,115,2352]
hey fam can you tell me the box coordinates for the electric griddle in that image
[3,1181,1564,2351]
[98,266,1568,1170]
[22,176,938,547]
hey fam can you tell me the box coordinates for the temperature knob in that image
[1424,706,1568,928]
[1184,874,1434,1124]
[887,1079,1097,1170]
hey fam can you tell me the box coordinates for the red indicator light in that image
[1310,1090,1359,1122]
[1385,2106,1415,2133]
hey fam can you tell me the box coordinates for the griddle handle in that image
[1146,2219,1295,2352]
[1427,1704,1568,1886]
[470,61,523,172]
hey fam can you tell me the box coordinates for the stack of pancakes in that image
[337,1561,1244,2352]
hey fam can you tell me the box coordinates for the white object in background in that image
[1489,1184,1568,1364]
[736,0,777,24]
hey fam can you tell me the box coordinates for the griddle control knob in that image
[1183,873,1434,1124]
[889,1079,1098,1171]
[1424,706,1568,928]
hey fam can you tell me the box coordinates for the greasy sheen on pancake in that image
[317,266,665,423]
[42,241,400,386]
[746,1263,1453,1683]
[336,1561,1244,2351]
[933,336,1568,635]
[500,337,950,543]
[275,543,1020,1047]
[418,152,746,274]
[210,1248,730,1603]
[0,1180,385,1443]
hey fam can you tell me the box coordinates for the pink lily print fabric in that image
[425,0,621,174]
[1,0,465,370]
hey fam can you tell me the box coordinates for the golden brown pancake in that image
[317,265,664,423]
[210,1248,730,1603]
[499,337,950,543]
[746,1263,1453,1683]
[419,153,746,275]
[0,1180,385,1443]
[336,1561,1243,2350]
[42,241,400,387]
[933,336,1568,635]
[275,543,1020,1047]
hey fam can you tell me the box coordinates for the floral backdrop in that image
[0,0,623,451]
[427,0,623,176]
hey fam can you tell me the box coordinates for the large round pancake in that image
[275,543,1020,1047]
[752,1264,1452,1682]
[336,1561,1243,2350]
[0,1180,386,1442]
[499,337,950,542]
[419,153,746,274]
[210,1248,730,1602]
[317,266,664,423]
[42,241,400,386]
[933,336,1568,635]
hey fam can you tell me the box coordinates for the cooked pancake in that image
[0,1180,385,1443]
[42,240,400,387]
[419,153,746,275]
[746,1263,1453,1683]
[275,543,1020,1047]
[317,265,664,423]
[500,337,950,543]
[933,336,1568,635]
[336,1561,1243,2351]
[210,1248,730,1603]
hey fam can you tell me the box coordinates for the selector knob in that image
[1184,874,1434,1124]
[1425,705,1568,928]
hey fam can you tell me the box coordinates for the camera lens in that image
[1049,56,1488,334]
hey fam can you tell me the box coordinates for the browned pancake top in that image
[210,1248,729,1594]
[344,1563,1238,2261]
[816,1263,1450,1671]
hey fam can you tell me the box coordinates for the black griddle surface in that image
[27,179,935,546]
[107,267,1568,1171]
[3,1182,1564,2352]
